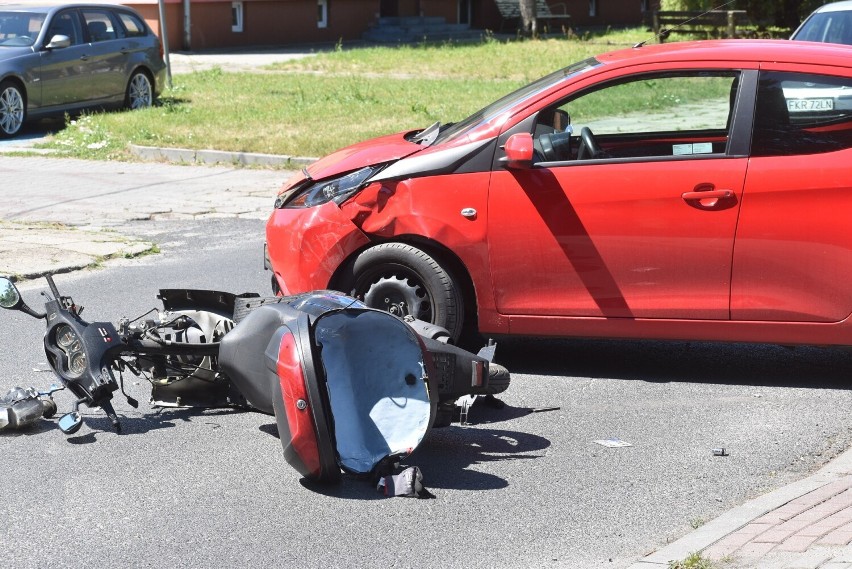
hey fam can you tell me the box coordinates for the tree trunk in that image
[519,0,537,36]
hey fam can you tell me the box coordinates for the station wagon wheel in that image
[0,81,25,138]
[345,243,463,341]
[125,71,153,110]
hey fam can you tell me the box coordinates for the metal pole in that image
[158,0,173,89]
[183,0,191,51]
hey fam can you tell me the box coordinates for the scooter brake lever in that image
[37,384,64,398]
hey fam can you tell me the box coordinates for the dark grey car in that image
[0,3,166,137]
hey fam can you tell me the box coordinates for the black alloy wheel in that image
[345,243,464,341]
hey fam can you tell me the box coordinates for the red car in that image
[266,40,852,346]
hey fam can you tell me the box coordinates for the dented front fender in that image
[265,203,371,295]
[341,175,488,247]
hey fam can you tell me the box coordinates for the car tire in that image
[344,243,464,341]
[0,81,25,138]
[125,70,153,110]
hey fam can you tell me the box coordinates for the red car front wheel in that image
[343,243,464,341]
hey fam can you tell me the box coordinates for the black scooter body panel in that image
[219,292,435,483]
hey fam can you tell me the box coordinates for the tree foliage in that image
[659,0,824,29]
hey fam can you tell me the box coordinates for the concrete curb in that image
[628,446,852,567]
[128,144,316,168]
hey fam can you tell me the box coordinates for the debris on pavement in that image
[528,406,561,414]
[594,438,633,448]
[377,466,435,499]
[0,384,62,430]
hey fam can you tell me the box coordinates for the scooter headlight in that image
[283,166,379,208]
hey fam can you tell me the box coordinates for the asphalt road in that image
[3,215,852,568]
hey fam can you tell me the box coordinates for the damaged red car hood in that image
[305,131,425,181]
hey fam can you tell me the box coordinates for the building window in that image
[232,1,243,32]
[318,0,328,28]
[589,0,596,17]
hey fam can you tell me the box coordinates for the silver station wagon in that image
[0,2,166,137]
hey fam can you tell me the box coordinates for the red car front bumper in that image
[266,200,371,295]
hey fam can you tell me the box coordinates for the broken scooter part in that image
[0,275,511,489]
[0,384,63,431]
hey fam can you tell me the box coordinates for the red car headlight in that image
[282,166,381,208]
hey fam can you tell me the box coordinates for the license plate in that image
[787,98,834,112]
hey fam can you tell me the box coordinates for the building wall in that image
[587,0,652,26]
[125,0,380,50]
[428,0,462,23]
[129,3,183,53]
[124,0,655,50]
[190,0,380,48]
[474,0,653,32]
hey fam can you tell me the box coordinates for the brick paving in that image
[702,477,852,566]
[629,446,852,568]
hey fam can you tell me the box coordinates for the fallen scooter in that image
[0,275,509,488]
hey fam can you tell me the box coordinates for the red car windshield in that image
[432,57,601,145]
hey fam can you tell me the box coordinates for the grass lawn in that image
[43,29,652,162]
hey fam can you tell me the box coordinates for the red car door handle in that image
[681,189,734,208]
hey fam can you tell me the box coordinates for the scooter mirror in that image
[0,277,45,319]
[0,277,20,309]
[57,411,83,434]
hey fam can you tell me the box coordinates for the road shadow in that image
[259,402,551,500]
[493,336,852,389]
[0,117,65,152]
[0,405,251,440]
[5,117,66,143]
[0,418,57,437]
[412,425,550,490]
[0,105,190,149]
[56,407,247,443]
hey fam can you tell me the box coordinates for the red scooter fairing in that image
[219,292,436,483]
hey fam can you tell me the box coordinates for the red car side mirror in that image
[503,133,534,169]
